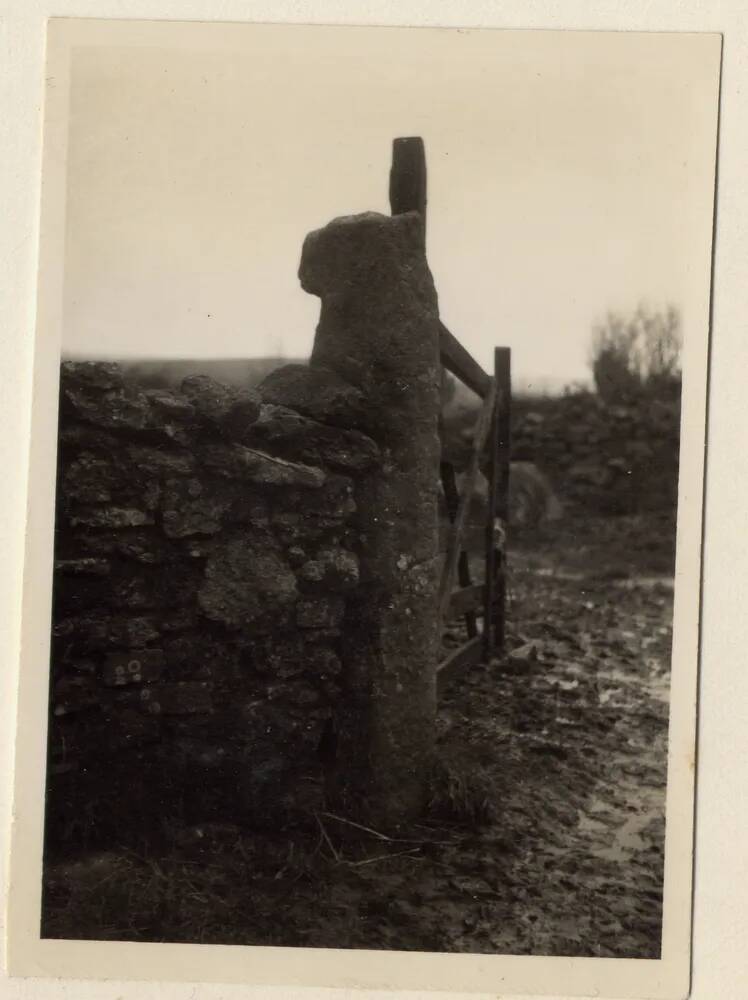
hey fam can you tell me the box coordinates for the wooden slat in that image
[438,379,498,618]
[449,583,485,618]
[439,322,492,399]
[494,348,511,651]
[483,348,511,657]
[495,348,512,523]
[440,462,477,638]
[437,636,484,697]
[484,366,499,659]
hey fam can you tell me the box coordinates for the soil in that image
[42,512,674,958]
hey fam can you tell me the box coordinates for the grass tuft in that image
[426,758,495,827]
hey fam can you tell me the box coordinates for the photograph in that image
[6,17,721,997]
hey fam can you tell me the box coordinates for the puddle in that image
[578,785,665,864]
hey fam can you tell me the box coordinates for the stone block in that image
[200,443,326,489]
[54,576,112,615]
[296,596,345,629]
[163,633,242,682]
[62,384,152,433]
[110,562,200,610]
[58,423,121,454]
[68,506,154,529]
[227,495,270,528]
[78,530,172,565]
[54,557,111,577]
[62,451,161,510]
[199,535,298,631]
[299,547,359,591]
[143,682,213,715]
[162,478,231,537]
[249,637,306,679]
[61,361,124,392]
[103,649,165,687]
[126,445,196,476]
[54,613,161,652]
[244,403,380,473]
[181,375,260,432]
[257,363,367,429]
[103,709,162,750]
[143,389,196,424]
[306,645,343,681]
[299,210,442,825]
[52,675,99,716]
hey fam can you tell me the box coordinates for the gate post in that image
[485,347,511,656]
[299,209,442,828]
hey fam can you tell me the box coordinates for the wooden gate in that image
[389,137,511,695]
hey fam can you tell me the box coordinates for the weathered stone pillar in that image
[299,211,441,828]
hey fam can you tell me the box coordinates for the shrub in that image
[590,305,681,404]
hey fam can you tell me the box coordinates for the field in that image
[43,511,673,957]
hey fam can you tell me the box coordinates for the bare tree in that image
[590,304,681,402]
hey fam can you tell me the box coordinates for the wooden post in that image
[389,137,427,244]
[484,348,511,656]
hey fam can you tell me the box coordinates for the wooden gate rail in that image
[389,136,511,694]
[441,462,478,639]
[439,322,493,399]
[438,379,497,617]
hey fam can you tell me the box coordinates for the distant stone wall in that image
[512,391,681,515]
[46,360,379,852]
[442,389,681,521]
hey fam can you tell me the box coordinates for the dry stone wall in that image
[47,360,379,852]
[511,391,681,515]
[442,389,681,524]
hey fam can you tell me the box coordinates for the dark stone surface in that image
[102,649,165,687]
[48,345,367,851]
[60,361,125,391]
[296,596,345,629]
[199,443,326,489]
[257,363,367,429]
[181,374,261,432]
[54,557,111,577]
[68,506,154,529]
[162,478,232,538]
[299,211,441,827]
[245,403,380,473]
[199,535,298,631]
[299,547,359,591]
[148,682,214,715]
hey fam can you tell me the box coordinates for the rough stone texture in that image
[441,389,680,524]
[102,649,165,687]
[510,392,681,515]
[199,442,326,489]
[46,360,366,853]
[199,536,298,631]
[180,374,261,433]
[49,211,447,847]
[300,210,441,828]
[244,403,380,473]
[257,363,367,429]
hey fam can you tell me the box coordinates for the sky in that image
[61,23,719,392]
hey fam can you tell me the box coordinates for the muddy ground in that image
[42,512,674,957]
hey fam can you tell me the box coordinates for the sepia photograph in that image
[7,17,720,997]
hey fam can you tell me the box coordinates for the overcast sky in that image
[61,23,719,391]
